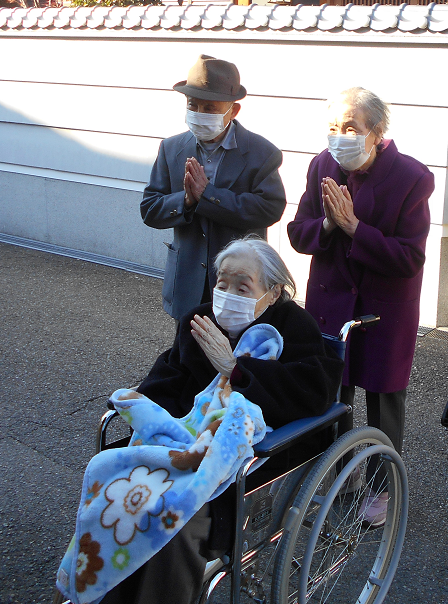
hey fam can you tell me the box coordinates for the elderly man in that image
[141,54,287,320]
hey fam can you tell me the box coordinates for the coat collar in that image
[175,120,249,189]
[215,120,247,189]
[360,139,398,187]
[349,139,399,226]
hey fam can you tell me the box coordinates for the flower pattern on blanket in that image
[56,324,283,604]
[101,466,173,545]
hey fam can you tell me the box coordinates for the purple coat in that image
[288,140,434,392]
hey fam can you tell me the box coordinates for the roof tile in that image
[244,4,271,29]
[0,8,12,28]
[342,4,372,31]
[140,5,165,28]
[86,6,111,29]
[122,6,146,28]
[0,3,447,34]
[222,4,249,29]
[292,5,320,30]
[180,4,205,29]
[201,4,225,29]
[159,4,183,29]
[103,6,128,28]
[427,4,448,33]
[370,4,400,31]
[22,7,45,29]
[398,4,428,32]
[52,7,76,28]
[69,6,94,29]
[318,5,346,31]
[37,7,63,29]
[269,4,295,30]
[6,7,30,29]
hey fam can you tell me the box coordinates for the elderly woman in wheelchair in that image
[55,236,408,604]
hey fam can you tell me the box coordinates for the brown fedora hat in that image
[173,54,247,102]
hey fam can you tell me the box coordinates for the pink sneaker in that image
[358,489,388,528]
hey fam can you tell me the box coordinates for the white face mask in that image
[327,131,374,171]
[212,288,270,338]
[185,106,232,142]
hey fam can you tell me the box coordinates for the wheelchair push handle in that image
[338,314,380,342]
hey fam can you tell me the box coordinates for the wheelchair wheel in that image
[271,427,408,604]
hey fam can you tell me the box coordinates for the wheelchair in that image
[55,315,408,604]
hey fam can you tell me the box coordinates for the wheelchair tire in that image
[271,427,408,604]
[269,463,312,532]
[199,465,312,604]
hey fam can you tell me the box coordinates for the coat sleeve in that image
[230,306,344,429]
[136,305,218,417]
[348,170,434,278]
[195,147,287,231]
[287,154,333,256]
[140,140,193,230]
[136,339,192,417]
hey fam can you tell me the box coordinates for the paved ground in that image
[1,242,447,604]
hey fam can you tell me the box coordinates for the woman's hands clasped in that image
[191,315,237,378]
[321,177,359,238]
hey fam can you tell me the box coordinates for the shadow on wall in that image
[0,103,172,270]
[0,103,159,185]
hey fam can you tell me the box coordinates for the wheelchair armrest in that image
[253,402,349,458]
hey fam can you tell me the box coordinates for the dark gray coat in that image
[141,121,286,319]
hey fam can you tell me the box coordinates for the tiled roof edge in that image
[0,3,447,34]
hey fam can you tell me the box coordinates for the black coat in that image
[137,300,343,549]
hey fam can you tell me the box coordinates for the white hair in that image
[214,235,296,303]
[330,87,390,137]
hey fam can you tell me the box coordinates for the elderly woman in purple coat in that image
[288,87,435,526]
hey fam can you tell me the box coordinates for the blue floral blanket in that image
[56,324,283,604]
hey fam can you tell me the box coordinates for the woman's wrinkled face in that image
[215,254,274,318]
[328,100,382,149]
[328,99,382,171]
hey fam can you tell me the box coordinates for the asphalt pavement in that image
[1,241,447,604]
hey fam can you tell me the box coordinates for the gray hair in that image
[214,235,296,303]
[330,87,390,137]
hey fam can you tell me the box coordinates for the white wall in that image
[0,14,447,324]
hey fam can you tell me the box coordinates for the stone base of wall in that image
[437,237,448,327]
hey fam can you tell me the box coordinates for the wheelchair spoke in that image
[304,496,390,602]
[272,428,408,604]
[306,554,352,601]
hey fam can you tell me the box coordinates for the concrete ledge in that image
[0,233,164,279]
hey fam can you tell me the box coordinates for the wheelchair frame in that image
[59,315,409,604]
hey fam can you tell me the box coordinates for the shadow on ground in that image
[0,242,447,603]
